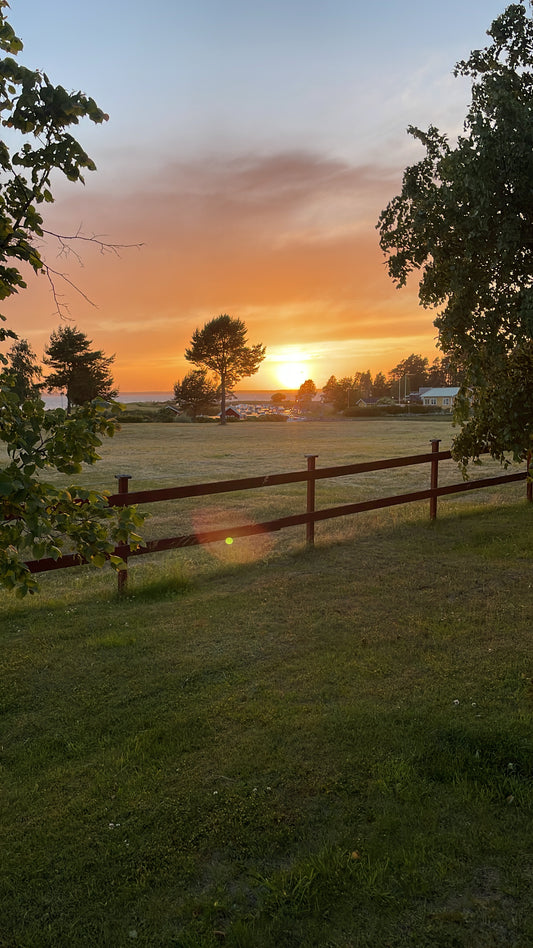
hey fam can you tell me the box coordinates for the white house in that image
[421,387,460,411]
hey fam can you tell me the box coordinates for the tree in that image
[296,378,317,409]
[372,371,389,398]
[426,355,465,388]
[378,3,533,466]
[321,374,342,407]
[44,325,117,413]
[185,314,265,425]
[173,369,219,418]
[321,375,354,411]
[388,354,429,398]
[0,4,141,594]
[355,370,373,399]
[1,338,43,401]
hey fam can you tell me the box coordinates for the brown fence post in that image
[429,440,440,520]
[114,474,132,594]
[305,455,319,547]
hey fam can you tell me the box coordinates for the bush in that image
[256,413,289,422]
[119,411,154,423]
[153,408,177,422]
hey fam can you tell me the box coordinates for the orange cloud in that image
[5,150,438,390]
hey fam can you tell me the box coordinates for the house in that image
[421,387,460,411]
[221,406,241,419]
[355,396,380,407]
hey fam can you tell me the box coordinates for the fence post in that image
[429,440,440,520]
[305,455,319,547]
[114,474,132,594]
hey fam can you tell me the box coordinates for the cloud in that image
[6,148,437,388]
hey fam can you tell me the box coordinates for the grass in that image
[1,419,532,946]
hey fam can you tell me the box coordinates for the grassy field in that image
[12,414,527,560]
[2,419,532,946]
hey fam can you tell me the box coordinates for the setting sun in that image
[269,347,314,390]
[275,361,309,389]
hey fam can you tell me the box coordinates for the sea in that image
[42,390,283,409]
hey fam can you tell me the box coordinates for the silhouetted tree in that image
[185,314,265,425]
[173,369,219,419]
[44,326,117,413]
[1,338,43,401]
[388,354,429,397]
[372,371,389,398]
[296,378,317,409]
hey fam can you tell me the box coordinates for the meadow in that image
[1,418,532,947]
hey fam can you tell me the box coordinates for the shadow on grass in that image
[0,497,529,621]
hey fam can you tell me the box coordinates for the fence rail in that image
[24,439,531,592]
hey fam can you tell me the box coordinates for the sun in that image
[275,361,310,390]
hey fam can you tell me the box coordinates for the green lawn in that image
[1,420,532,946]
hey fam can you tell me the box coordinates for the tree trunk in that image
[220,375,226,425]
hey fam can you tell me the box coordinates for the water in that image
[43,390,285,409]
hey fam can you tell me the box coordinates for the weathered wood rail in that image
[24,439,532,592]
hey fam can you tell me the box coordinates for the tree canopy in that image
[0,2,141,594]
[378,2,533,466]
[185,314,265,424]
[1,337,43,401]
[173,368,219,419]
[44,325,117,413]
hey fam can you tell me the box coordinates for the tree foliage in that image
[0,3,141,594]
[44,325,117,412]
[388,354,429,395]
[296,378,317,408]
[0,2,109,320]
[321,375,354,411]
[185,314,265,425]
[378,2,533,465]
[173,368,219,419]
[0,396,142,594]
[1,336,42,400]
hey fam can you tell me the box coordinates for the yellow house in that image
[421,387,459,411]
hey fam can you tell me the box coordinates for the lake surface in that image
[43,390,287,409]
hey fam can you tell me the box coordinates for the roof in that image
[422,387,460,398]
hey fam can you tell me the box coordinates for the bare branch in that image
[43,263,98,320]
[42,227,144,258]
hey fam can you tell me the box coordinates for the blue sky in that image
[6,0,512,389]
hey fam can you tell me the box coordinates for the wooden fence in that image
[25,439,532,592]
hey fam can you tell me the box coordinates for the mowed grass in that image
[1,419,532,947]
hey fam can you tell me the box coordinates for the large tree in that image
[173,368,219,419]
[185,314,265,425]
[44,325,117,413]
[378,2,533,467]
[0,3,141,594]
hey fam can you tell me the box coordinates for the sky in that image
[5,0,509,392]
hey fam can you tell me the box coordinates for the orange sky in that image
[7,153,438,392]
[6,0,506,394]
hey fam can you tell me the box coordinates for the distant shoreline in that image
[43,390,298,409]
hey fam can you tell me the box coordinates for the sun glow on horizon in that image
[270,347,315,389]
[275,362,310,389]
